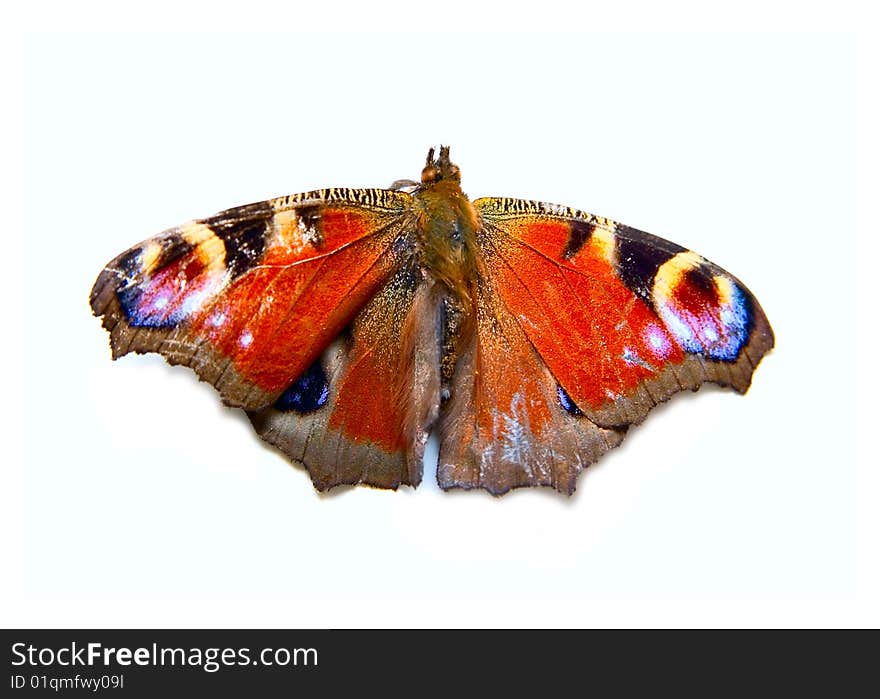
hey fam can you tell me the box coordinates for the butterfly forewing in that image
[473,197,774,430]
[90,188,415,411]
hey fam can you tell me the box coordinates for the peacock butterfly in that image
[91,147,774,495]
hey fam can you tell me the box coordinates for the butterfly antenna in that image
[422,146,459,184]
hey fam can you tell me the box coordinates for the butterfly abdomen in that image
[410,179,483,410]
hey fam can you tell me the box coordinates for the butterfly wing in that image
[91,188,444,490]
[437,274,626,495]
[248,267,442,490]
[91,188,415,410]
[436,197,774,495]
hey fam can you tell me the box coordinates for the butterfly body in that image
[92,147,773,495]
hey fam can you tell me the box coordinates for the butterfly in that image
[91,147,774,495]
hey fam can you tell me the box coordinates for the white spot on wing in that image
[297,216,322,247]
[177,284,215,318]
[644,323,672,360]
[498,393,534,476]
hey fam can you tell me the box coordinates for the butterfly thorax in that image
[413,180,479,304]
[412,148,480,306]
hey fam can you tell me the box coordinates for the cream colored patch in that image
[652,250,704,305]
[179,221,226,272]
[270,210,314,256]
[714,274,734,306]
[139,241,164,275]
[590,223,617,265]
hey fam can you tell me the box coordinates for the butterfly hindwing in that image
[90,188,414,410]
[473,198,775,430]
[248,267,442,491]
[437,275,626,495]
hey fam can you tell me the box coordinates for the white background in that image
[5,3,877,628]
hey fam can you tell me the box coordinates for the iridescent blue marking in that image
[117,284,177,329]
[274,361,330,414]
[114,248,175,328]
[659,278,752,362]
[706,282,751,361]
[557,384,584,417]
[118,282,205,329]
